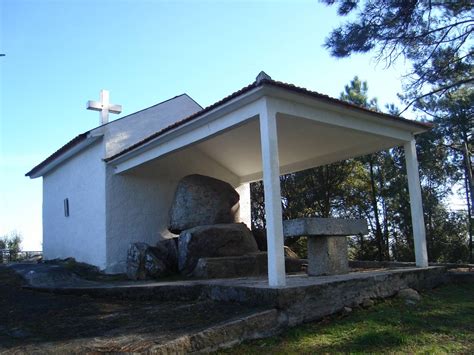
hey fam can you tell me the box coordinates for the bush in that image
[0,231,22,262]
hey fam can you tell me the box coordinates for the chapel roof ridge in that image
[89,93,201,132]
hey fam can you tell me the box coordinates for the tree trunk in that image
[369,157,384,261]
[462,139,473,263]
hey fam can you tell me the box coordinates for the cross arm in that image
[108,104,122,114]
[87,100,102,111]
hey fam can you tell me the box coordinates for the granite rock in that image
[397,288,421,301]
[126,242,149,280]
[361,299,375,308]
[191,252,305,279]
[127,239,179,280]
[168,174,240,234]
[178,223,258,274]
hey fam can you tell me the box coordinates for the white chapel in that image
[27,72,430,286]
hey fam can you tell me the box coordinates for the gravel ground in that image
[0,265,266,353]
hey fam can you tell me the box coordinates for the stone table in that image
[283,218,368,276]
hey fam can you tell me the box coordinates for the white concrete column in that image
[236,183,252,228]
[404,138,429,267]
[259,99,286,287]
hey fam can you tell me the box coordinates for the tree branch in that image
[400,78,474,115]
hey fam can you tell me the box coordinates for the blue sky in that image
[1,0,415,250]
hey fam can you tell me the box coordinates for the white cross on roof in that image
[87,90,122,125]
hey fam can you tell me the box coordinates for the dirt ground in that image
[0,265,266,353]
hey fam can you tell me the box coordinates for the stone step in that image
[150,309,281,353]
[191,252,305,279]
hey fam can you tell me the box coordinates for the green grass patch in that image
[219,283,474,354]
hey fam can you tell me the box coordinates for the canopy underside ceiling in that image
[131,114,405,183]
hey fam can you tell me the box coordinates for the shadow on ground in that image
[0,266,267,352]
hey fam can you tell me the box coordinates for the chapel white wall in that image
[100,94,202,158]
[42,140,106,269]
[104,148,246,273]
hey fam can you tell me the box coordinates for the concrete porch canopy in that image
[106,72,431,287]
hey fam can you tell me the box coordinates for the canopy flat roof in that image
[27,72,431,180]
[106,75,431,164]
[109,74,431,182]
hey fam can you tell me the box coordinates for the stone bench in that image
[283,218,368,276]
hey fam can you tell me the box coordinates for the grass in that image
[219,282,474,354]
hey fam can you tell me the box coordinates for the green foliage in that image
[221,283,474,354]
[321,0,474,107]
[319,0,473,262]
[250,76,470,263]
[417,86,474,263]
[0,231,22,261]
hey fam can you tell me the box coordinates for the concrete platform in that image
[24,266,447,326]
[9,264,449,352]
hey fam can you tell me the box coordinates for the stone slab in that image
[203,266,448,326]
[24,266,447,327]
[151,309,281,353]
[191,253,305,279]
[283,218,368,237]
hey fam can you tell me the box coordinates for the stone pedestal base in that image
[307,236,349,276]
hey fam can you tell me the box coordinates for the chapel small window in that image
[64,198,69,217]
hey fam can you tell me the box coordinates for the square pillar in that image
[259,100,286,287]
[235,183,252,228]
[404,138,429,267]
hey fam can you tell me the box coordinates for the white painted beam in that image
[112,101,261,174]
[259,99,286,287]
[262,86,429,135]
[404,139,428,267]
[239,139,404,183]
[269,97,414,142]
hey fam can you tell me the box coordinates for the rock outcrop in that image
[168,174,240,234]
[397,288,421,303]
[178,223,258,274]
[126,238,179,280]
[126,243,149,280]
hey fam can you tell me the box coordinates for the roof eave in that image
[26,134,102,178]
[261,83,433,135]
[106,82,432,165]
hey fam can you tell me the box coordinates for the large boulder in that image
[168,174,240,234]
[126,239,179,280]
[178,223,259,274]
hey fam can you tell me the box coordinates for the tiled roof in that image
[104,77,432,162]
